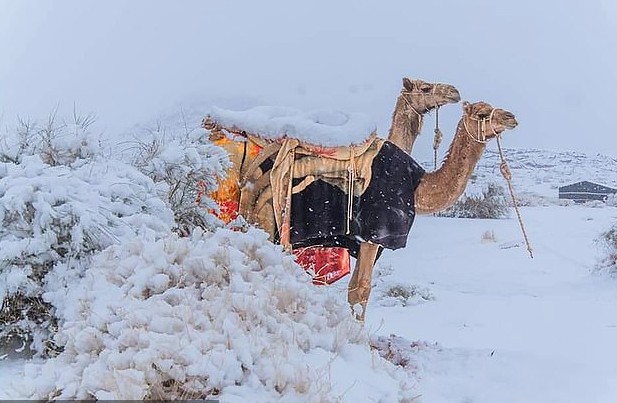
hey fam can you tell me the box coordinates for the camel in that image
[202,79,518,321]
[347,100,518,320]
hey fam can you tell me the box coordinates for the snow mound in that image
[27,227,415,401]
[208,106,377,146]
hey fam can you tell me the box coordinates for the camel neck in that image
[414,118,487,215]
[387,95,423,154]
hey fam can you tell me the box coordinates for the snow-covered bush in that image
[380,284,434,307]
[3,110,419,401]
[0,112,102,166]
[606,193,617,207]
[439,182,510,219]
[595,225,617,275]
[372,264,433,308]
[0,115,175,357]
[481,229,497,243]
[370,335,437,373]
[125,120,230,235]
[582,199,606,208]
[26,228,414,401]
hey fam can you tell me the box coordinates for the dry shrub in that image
[124,120,230,235]
[595,225,617,275]
[481,230,497,243]
[382,284,434,307]
[0,112,174,357]
[439,182,509,219]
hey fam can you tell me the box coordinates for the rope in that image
[280,147,295,251]
[464,107,533,258]
[463,116,489,144]
[401,92,423,123]
[433,106,442,171]
[495,135,534,259]
[346,147,356,234]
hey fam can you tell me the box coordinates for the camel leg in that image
[347,242,381,321]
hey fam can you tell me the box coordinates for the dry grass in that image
[382,284,434,306]
[481,230,497,243]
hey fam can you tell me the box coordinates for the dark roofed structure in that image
[558,181,617,203]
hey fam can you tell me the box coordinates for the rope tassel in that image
[499,160,512,181]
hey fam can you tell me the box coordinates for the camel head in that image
[401,78,461,112]
[462,101,518,141]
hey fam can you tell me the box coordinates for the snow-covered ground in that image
[365,205,617,402]
[2,201,617,402]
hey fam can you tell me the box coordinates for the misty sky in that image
[1,0,617,161]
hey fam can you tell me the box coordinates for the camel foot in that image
[347,242,381,322]
[350,300,368,322]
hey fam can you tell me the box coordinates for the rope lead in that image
[496,136,534,258]
[433,106,442,171]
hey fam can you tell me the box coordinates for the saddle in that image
[203,116,388,285]
[203,116,385,248]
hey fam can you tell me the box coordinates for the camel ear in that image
[402,78,413,91]
[462,101,471,113]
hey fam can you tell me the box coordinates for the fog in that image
[2,0,617,160]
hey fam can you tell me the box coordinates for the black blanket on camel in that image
[289,141,425,258]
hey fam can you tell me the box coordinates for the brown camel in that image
[387,78,461,154]
[203,80,518,321]
[347,100,518,320]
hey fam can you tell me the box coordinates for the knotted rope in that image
[400,83,443,170]
[433,106,443,171]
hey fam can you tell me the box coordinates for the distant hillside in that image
[422,148,617,204]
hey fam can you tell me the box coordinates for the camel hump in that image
[204,106,378,147]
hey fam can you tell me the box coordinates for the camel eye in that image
[421,85,431,93]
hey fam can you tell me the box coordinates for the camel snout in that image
[503,112,518,128]
[450,89,462,103]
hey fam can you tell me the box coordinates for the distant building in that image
[558,181,617,203]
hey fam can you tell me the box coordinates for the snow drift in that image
[27,228,415,401]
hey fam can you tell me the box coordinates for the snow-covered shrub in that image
[26,228,414,401]
[595,225,617,275]
[481,230,497,243]
[370,335,438,373]
[2,111,419,400]
[439,182,509,219]
[0,112,103,166]
[125,120,230,235]
[510,191,552,207]
[582,199,606,208]
[0,115,175,357]
[380,284,434,307]
[372,264,433,308]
